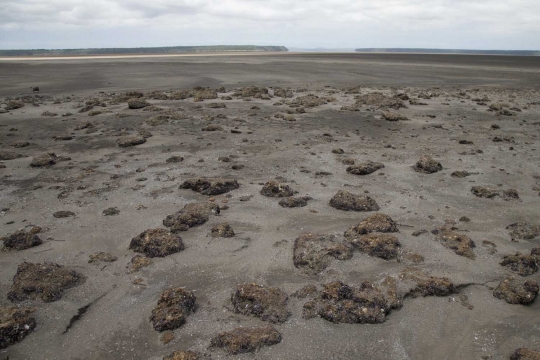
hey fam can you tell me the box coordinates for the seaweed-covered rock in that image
[102,207,120,216]
[493,277,538,305]
[355,93,406,110]
[290,94,331,108]
[293,233,352,274]
[8,262,84,302]
[201,124,223,131]
[510,348,540,360]
[1,230,43,250]
[471,186,520,201]
[329,190,380,212]
[163,202,220,232]
[53,211,75,218]
[451,170,470,178]
[180,178,239,196]
[129,229,184,258]
[211,223,235,238]
[413,155,443,174]
[347,233,401,260]
[500,253,538,276]
[4,100,25,111]
[30,153,58,167]
[278,196,312,208]
[150,288,196,331]
[260,181,295,198]
[400,268,455,297]
[0,151,23,161]
[117,135,146,147]
[210,326,282,354]
[88,252,117,264]
[302,280,401,324]
[346,161,385,175]
[231,283,290,323]
[125,255,152,273]
[193,88,218,100]
[163,351,210,360]
[435,228,476,259]
[507,223,540,240]
[344,213,399,238]
[382,111,408,121]
[0,306,36,349]
[128,98,150,109]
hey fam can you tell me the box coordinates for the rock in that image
[355,93,406,110]
[278,196,312,208]
[347,233,401,260]
[163,202,220,232]
[260,180,295,197]
[451,170,470,178]
[201,124,223,131]
[9,141,30,148]
[102,207,120,216]
[329,190,380,212]
[1,230,43,250]
[117,135,146,147]
[273,88,293,98]
[210,326,282,354]
[434,228,476,259]
[8,262,83,302]
[166,156,184,163]
[332,148,345,154]
[0,306,36,349]
[0,151,24,161]
[500,253,538,276]
[4,100,24,110]
[382,111,408,121]
[163,351,210,360]
[180,178,239,196]
[88,252,117,264]
[400,268,455,297]
[29,153,58,167]
[150,288,196,331]
[290,94,331,108]
[459,216,471,222]
[193,88,218,100]
[53,211,75,218]
[293,233,352,274]
[206,102,226,109]
[125,255,152,273]
[74,121,94,130]
[493,277,539,305]
[128,98,150,109]
[211,223,235,238]
[302,280,401,324]
[412,230,429,236]
[346,161,385,175]
[471,186,520,201]
[413,155,443,174]
[344,213,399,238]
[231,283,290,323]
[510,348,540,360]
[129,228,184,258]
[507,223,540,240]
[41,111,57,117]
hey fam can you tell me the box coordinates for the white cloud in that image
[1,0,539,49]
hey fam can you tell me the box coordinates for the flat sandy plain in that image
[1,53,540,360]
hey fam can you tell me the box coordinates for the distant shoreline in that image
[355,48,540,56]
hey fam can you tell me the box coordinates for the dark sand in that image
[1,53,540,360]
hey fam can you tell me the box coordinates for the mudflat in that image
[1,53,540,360]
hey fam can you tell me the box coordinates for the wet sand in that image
[1,53,540,360]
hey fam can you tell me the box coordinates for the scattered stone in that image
[278,196,312,208]
[382,111,408,121]
[210,326,282,355]
[74,121,94,130]
[451,171,470,178]
[507,223,540,240]
[471,186,520,201]
[0,306,36,349]
[4,100,25,110]
[493,277,538,305]
[413,155,443,174]
[355,93,406,110]
[102,207,120,216]
[346,161,385,175]
[41,111,57,117]
[201,124,223,131]
[163,202,220,232]
[166,156,184,163]
[231,283,290,323]
[9,141,30,148]
[117,135,146,147]
[344,213,399,238]
[412,230,429,236]
[126,255,152,273]
[332,148,345,154]
[293,233,352,274]
[128,98,150,109]
[211,223,235,238]
[459,216,471,222]
[180,178,239,195]
[206,102,226,109]
[329,190,380,212]
[150,288,196,331]
[53,211,75,218]
[8,262,84,302]
[510,348,540,360]
[342,158,355,165]
[0,151,24,161]
[1,230,43,250]
[129,228,184,258]
[500,253,538,276]
[347,233,401,260]
[88,252,117,264]
[434,228,476,259]
[260,180,295,197]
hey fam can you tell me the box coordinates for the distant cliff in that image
[0,45,289,57]
[355,48,540,56]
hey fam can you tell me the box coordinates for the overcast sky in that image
[1,0,539,50]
